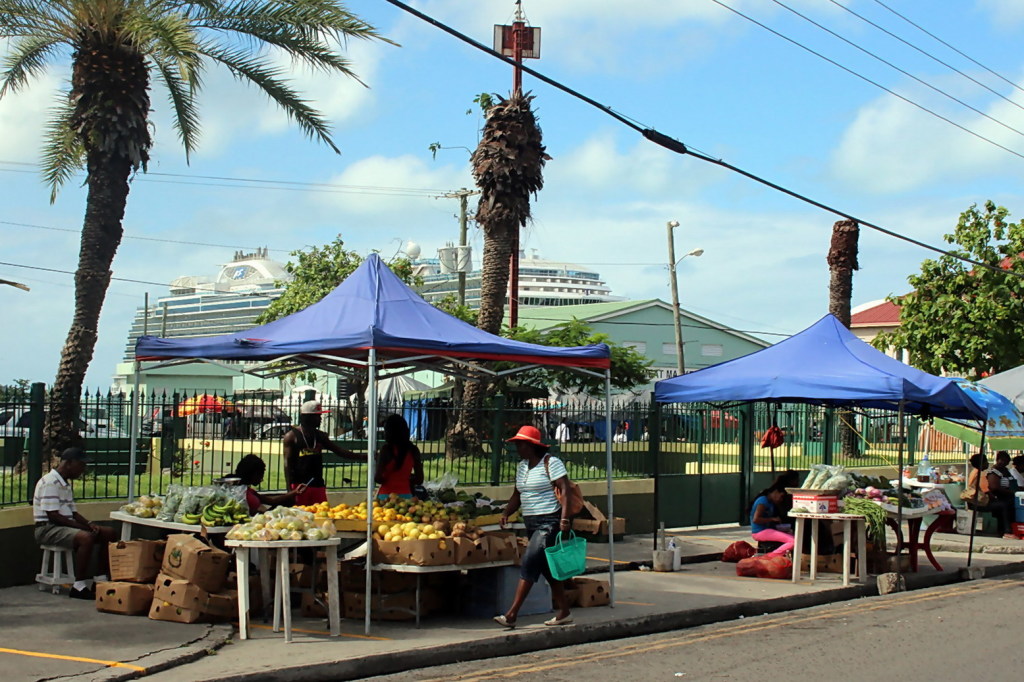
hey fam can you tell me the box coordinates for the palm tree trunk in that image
[827,219,861,459]
[44,42,150,462]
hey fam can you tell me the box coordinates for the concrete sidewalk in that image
[5,527,1023,681]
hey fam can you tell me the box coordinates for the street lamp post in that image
[666,220,703,376]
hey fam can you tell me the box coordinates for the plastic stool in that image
[36,545,76,594]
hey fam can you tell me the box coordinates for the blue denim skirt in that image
[520,512,562,583]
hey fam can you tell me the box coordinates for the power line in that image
[828,0,1024,116]
[768,0,1024,140]
[381,0,1024,281]
[710,0,1024,160]
[870,0,1024,97]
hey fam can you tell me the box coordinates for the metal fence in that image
[0,385,972,507]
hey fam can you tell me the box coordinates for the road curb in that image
[76,623,235,681]
[193,558,1024,682]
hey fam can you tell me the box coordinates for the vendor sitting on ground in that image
[235,454,307,515]
[750,483,795,557]
[967,452,1016,539]
[32,447,117,599]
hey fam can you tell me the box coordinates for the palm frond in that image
[0,34,60,97]
[150,51,202,159]
[40,89,84,203]
[0,0,67,39]
[199,41,340,153]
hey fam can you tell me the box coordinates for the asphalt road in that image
[368,574,1022,682]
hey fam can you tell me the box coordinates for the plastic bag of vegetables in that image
[158,484,184,521]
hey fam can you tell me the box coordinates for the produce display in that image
[179,499,250,527]
[799,464,852,491]
[225,507,337,542]
[156,483,247,524]
[119,495,164,519]
[841,496,888,541]
[298,494,471,527]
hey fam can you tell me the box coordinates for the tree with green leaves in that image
[0,0,388,460]
[873,201,1024,379]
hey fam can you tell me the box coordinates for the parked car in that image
[0,408,128,439]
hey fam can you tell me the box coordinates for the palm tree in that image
[445,91,547,459]
[827,218,862,458]
[0,0,388,461]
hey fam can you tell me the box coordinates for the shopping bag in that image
[544,531,588,580]
[722,540,756,562]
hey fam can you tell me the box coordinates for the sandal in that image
[493,614,516,629]
[544,614,574,626]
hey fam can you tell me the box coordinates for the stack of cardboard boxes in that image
[572,501,626,540]
[96,534,242,624]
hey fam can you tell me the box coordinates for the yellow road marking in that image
[0,647,146,672]
[246,623,391,641]
[585,556,632,564]
[420,579,1006,682]
[615,600,655,606]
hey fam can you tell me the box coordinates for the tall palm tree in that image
[0,0,388,462]
[445,92,547,459]
[827,218,861,458]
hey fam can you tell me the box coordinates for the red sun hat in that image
[506,425,546,446]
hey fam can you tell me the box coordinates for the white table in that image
[789,511,868,586]
[372,560,515,626]
[110,510,234,541]
[226,538,341,642]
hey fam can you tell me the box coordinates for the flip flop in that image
[544,614,574,626]
[493,614,516,629]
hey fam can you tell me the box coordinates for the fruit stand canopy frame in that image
[131,254,615,634]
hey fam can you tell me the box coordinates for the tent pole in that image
[605,369,615,607]
[127,362,141,503]
[967,423,988,568]
[365,349,379,635]
[894,400,905,589]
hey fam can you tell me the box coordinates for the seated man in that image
[33,447,117,599]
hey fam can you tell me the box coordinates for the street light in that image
[666,220,703,376]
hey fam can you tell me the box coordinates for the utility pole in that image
[666,221,704,376]
[667,221,685,376]
[441,188,480,306]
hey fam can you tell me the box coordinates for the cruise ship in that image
[120,248,290,362]
[414,249,621,308]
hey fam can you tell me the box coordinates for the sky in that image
[1,0,1023,388]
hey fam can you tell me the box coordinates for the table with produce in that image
[790,464,957,574]
[112,483,254,540]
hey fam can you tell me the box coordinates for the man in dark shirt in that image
[282,400,364,505]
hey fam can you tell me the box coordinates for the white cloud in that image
[0,69,64,162]
[979,0,1024,29]
[318,154,472,214]
[830,74,1024,192]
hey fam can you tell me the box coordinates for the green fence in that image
[0,386,973,508]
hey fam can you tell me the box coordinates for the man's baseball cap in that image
[60,447,90,463]
[300,400,329,415]
[506,425,547,447]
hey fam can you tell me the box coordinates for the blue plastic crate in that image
[1015,493,1024,523]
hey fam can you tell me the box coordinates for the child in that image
[235,454,307,514]
[750,484,795,557]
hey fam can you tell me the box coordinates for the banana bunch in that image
[179,500,250,527]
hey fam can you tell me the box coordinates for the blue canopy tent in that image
[654,314,986,576]
[132,254,614,633]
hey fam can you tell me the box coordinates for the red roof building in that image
[850,299,905,362]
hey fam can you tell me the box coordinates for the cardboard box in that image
[203,590,238,619]
[154,573,209,611]
[95,581,154,616]
[372,537,454,567]
[148,599,204,624]
[799,553,855,575]
[572,501,625,537]
[225,573,263,614]
[289,563,314,588]
[108,540,165,583]
[161,534,230,593]
[514,537,529,566]
[339,561,418,593]
[486,532,520,564]
[453,537,490,565]
[572,577,610,608]
[300,591,328,619]
[343,589,421,621]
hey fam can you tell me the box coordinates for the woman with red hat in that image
[493,425,574,628]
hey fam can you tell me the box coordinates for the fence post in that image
[823,407,836,465]
[489,395,506,486]
[27,382,45,498]
[648,396,661,550]
[738,403,755,522]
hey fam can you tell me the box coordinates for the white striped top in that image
[33,470,76,522]
[516,455,567,516]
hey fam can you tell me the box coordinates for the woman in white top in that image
[494,425,573,628]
